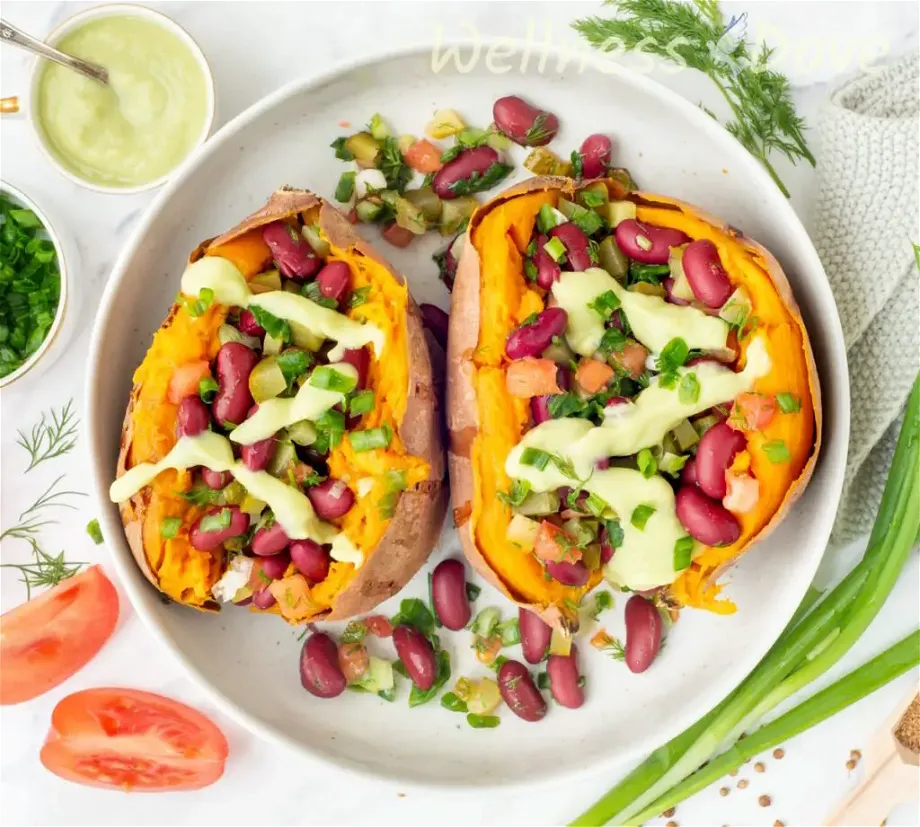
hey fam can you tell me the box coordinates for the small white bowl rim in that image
[27,3,216,196]
[0,180,70,389]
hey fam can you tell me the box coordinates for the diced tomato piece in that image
[506,357,562,398]
[167,360,212,404]
[269,575,319,621]
[731,393,777,431]
[402,139,443,173]
[610,340,649,379]
[724,472,760,514]
[337,642,369,682]
[382,222,415,248]
[575,358,614,394]
[346,208,359,225]
[533,521,581,564]
[364,614,393,637]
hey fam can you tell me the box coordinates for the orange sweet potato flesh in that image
[446,177,820,626]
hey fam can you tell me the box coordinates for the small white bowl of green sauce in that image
[29,4,216,194]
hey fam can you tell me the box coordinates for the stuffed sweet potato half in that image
[110,187,445,622]
[447,176,820,630]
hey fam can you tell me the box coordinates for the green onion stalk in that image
[572,375,920,827]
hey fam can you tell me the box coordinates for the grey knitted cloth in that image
[811,54,920,544]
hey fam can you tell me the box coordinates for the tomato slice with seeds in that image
[40,688,229,792]
[0,565,119,705]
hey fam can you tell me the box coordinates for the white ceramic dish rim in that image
[0,180,70,389]
[28,3,216,196]
[86,40,850,790]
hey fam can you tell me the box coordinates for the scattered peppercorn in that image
[846,759,857,771]
[662,808,676,818]
[850,749,862,761]
[759,794,772,807]
[729,769,739,777]
[665,821,678,827]
[737,779,749,789]
[772,748,785,759]
[895,694,920,753]
[754,761,766,773]
[719,787,730,797]
[773,821,785,827]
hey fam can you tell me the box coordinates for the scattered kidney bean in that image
[392,625,437,690]
[531,395,553,424]
[307,478,355,520]
[239,405,275,472]
[251,521,290,556]
[238,309,265,337]
[201,468,231,490]
[675,485,742,546]
[681,239,733,307]
[211,342,259,428]
[519,608,552,664]
[545,559,590,587]
[680,456,699,487]
[176,396,211,438]
[492,96,559,146]
[578,134,613,178]
[549,223,593,271]
[547,645,584,708]
[339,347,370,390]
[600,524,617,564]
[382,221,415,248]
[315,261,351,305]
[300,632,347,698]
[532,233,562,289]
[695,422,747,499]
[432,146,501,200]
[505,308,568,360]
[252,587,277,609]
[498,660,547,721]
[188,506,249,552]
[289,539,331,583]
[259,552,291,580]
[624,595,663,673]
[419,303,449,351]
[615,219,689,265]
[262,221,322,280]
[431,559,471,630]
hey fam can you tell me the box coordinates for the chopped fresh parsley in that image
[604,519,625,549]
[177,485,222,506]
[588,289,621,320]
[598,326,628,355]
[498,478,532,507]
[592,590,614,617]
[277,349,313,389]
[301,280,338,309]
[348,286,370,309]
[379,137,412,192]
[628,261,670,285]
[678,371,701,405]
[570,150,585,179]
[656,337,690,387]
[330,136,355,161]
[447,162,513,197]
[547,392,588,419]
[249,305,291,343]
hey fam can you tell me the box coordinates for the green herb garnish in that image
[0,537,86,600]
[177,484,223,507]
[15,400,79,472]
[498,478,532,507]
[377,469,407,518]
[198,376,219,403]
[656,337,690,387]
[593,590,614,617]
[629,262,670,285]
[409,649,451,707]
[311,365,358,394]
[599,327,628,355]
[447,162,514,197]
[85,518,103,545]
[349,425,392,453]
[674,536,694,571]
[441,692,468,713]
[159,517,182,539]
[636,447,658,478]
[334,171,356,203]
[330,136,355,161]
[631,504,656,530]
[348,286,370,308]
[547,392,588,419]
[380,137,412,192]
[466,582,481,601]
[588,290,621,320]
[248,305,291,343]
[543,236,568,263]
[678,372,701,405]
[762,439,791,463]
[341,620,367,643]
[585,492,610,518]
[349,390,375,416]
[604,519,625,549]
[277,349,313,388]
[466,713,500,729]
[776,393,801,414]
[199,508,232,533]
[580,189,606,208]
[520,447,551,471]
[301,280,338,309]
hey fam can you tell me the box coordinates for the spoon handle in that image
[0,18,108,85]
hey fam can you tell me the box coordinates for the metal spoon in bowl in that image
[0,18,108,85]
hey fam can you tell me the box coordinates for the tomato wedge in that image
[40,688,229,792]
[0,565,119,705]
[167,360,211,404]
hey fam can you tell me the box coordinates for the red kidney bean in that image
[339,347,370,390]
[624,595,663,674]
[212,342,259,428]
[251,521,290,556]
[605,396,629,411]
[420,303,449,351]
[238,404,276,472]
[681,239,732,308]
[300,632,347,698]
[432,146,500,200]
[615,219,689,265]
[289,539,330,583]
[392,625,437,690]
[547,645,584,708]
[595,457,611,471]
[188,506,250,552]
[498,660,547,722]
[238,309,265,337]
[259,552,290,580]
[549,223,592,271]
[176,396,210,438]
[262,221,322,280]
[531,395,552,424]
[675,485,742,546]
[695,422,747,499]
[663,277,690,306]
[545,559,590,587]
[233,594,253,607]
[578,134,613,178]
[201,468,231,490]
[533,234,562,290]
[680,456,699,487]
[252,587,276,609]
[307,478,355,520]
[431,558,471,630]
[505,308,568,360]
[492,96,559,147]
[315,261,351,305]
[519,608,552,664]
[599,524,617,564]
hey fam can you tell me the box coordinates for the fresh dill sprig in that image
[573,0,815,197]
[0,475,86,541]
[605,636,627,662]
[0,538,87,600]
[15,399,79,471]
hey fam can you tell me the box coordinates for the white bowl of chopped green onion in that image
[0,181,75,387]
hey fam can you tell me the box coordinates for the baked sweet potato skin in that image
[115,187,445,618]
[447,176,820,625]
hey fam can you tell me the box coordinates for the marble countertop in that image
[1,2,918,825]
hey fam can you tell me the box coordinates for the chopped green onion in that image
[334,171,356,203]
[199,508,232,533]
[580,190,606,208]
[599,327,627,355]
[85,519,103,545]
[584,492,610,518]
[567,203,606,236]
[331,136,355,161]
[496,618,521,646]
[472,607,501,638]
[377,469,407,518]
[349,390,375,415]
[198,376,219,403]
[441,692,468,713]
[277,349,313,388]
[348,286,370,308]
[678,372,701,405]
[466,582,481,602]
[160,517,182,539]
[673,536,694,571]
[536,203,566,234]
[466,713,500,729]
[368,113,390,141]
[543,236,568,263]
[349,425,392,453]
[636,448,657,479]
[498,478,532,507]
[629,262,670,284]
[311,365,358,393]
[248,306,291,343]
[588,289,621,319]
[605,519,624,548]
[657,338,690,373]
[776,393,801,414]
[630,504,656,530]
[301,280,338,309]
[520,447,551,471]
[762,439,791,463]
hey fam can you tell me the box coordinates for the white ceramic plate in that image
[87,44,849,788]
